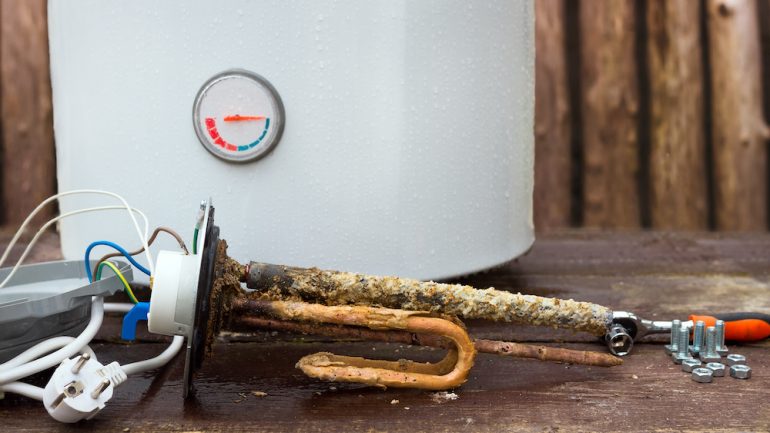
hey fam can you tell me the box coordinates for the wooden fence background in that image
[1,0,769,231]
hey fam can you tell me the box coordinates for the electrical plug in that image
[43,353,127,423]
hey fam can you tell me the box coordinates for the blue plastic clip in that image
[121,302,150,341]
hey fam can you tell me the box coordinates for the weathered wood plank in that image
[534,0,572,231]
[0,0,55,226]
[707,0,770,230]
[579,0,641,228]
[4,231,770,432]
[646,0,709,230]
[762,0,770,149]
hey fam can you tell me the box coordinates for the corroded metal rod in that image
[472,339,621,367]
[232,307,622,367]
[242,261,612,336]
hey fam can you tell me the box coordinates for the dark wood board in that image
[0,0,56,226]
[2,231,770,432]
[534,0,572,231]
[579,1,641,229]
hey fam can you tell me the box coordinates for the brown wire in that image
[95,226,189,268]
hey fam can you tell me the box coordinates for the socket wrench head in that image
[605,323,634,356]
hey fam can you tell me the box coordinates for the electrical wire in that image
[95,261,138,303]
[0,297,103,385]
[121,336,184,375]
[104,303,134,313]
[0,193,189,404]
[84,241,151,281]
[0,190,153,276]
[0,337,94,372]
[192,227,199,254]
[0,382,44,401]
[95,227,188,269]
[0,205,149,289]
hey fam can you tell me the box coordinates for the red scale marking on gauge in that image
[204,115,268,152]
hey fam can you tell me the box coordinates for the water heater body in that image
[48,0,534,280]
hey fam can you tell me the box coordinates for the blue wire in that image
[84,240,151,281]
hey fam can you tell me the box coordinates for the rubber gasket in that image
[184,206,220,398]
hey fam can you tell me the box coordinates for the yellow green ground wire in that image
[95,261,138,304]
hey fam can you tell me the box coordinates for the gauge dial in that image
[193,70,285,163]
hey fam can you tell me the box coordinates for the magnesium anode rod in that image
[242,261,612,336]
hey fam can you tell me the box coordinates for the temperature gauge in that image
[193,69,285,163]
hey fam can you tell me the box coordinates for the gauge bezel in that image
[192,69,285,163]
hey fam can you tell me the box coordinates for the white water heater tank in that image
[48,0,534,280]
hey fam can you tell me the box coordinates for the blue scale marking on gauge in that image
[237,118,271,152]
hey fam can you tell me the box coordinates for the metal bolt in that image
[70,352,91,374]
[726,354,746,366]
[699,326,721,363]
[665,319,681,355]
[705,362,726,377]
[715,320,728,356]
[681,358,702,373]
[729,364,751,380]
[692,367,713,383]
[672,326,692,364]
[689,321,705,355]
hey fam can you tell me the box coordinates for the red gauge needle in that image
[223,114,266,122]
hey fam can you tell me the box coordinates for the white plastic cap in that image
[147,250,201,337]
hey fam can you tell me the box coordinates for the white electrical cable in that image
[0,204,149,268]
[0,381,44,401]
[121,336,184,376]
[104,303,135,313]
[0,191,189,410]
[0,337,94,372]
[0,205,148,288]
[0,297,104,385]
[0,190,154,277]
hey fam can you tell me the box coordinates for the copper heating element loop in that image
[232,313,622,368]
[228,299,477,390]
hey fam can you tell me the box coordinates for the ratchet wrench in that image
[605,311,770,356]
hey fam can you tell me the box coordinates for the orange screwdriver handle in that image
[689,314,770,341]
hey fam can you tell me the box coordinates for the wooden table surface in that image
[2,231,769,432]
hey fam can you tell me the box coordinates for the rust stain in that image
[243,262,612,335]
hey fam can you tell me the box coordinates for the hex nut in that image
[705,362,726,377]
[692,367,713,383]
[726,354,746,366]
[682,358,702,373]
[730,365,752,380]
